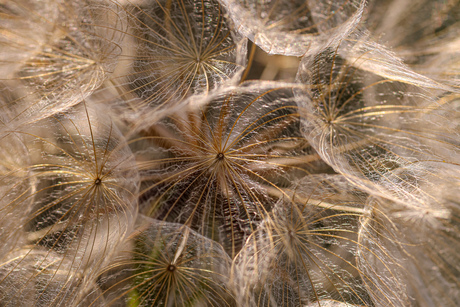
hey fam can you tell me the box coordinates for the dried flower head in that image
[0,0,125,122]
[132,82,331,257]
[0,103,139,304]
[107,0,247,122]
[221,0,365,56]
[93,218,234,306]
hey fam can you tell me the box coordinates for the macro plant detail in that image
[0,0,125,124]
[107,0,246,122]
[94,218,234,306]
[0,103,139,305]
[358,161,460,307]
[222,0,366,56]
[0,103,33,257]
[364,0,460,87]
[0,0,459,306]
[132,83,331,257]
[231,175,371,306]
[295,39,460,201]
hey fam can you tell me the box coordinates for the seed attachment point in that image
[216,152,225,160]
[167,264,176,272]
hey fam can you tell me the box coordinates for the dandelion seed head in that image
[1,0,460,306]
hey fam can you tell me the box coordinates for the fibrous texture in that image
[231,175,370,306]
[93,218,234,306]
[107,0,247,122]
[0,103,139,305]
[0,0,125,123]
[364,0,460,87]
[295,37,460,202]
[132,83,330,257]
[221,0,365,56]
[358,162,460,307]
[0,0,459,306]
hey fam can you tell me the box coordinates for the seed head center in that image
[216,152,225,160]
[94,178,102,185]
[167,264,176,272]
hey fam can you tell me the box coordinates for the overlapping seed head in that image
[0,0,459,306]
[0,0,125,123]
